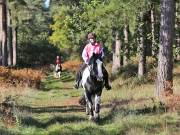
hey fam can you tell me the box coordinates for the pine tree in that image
[156,0,175,100]
[0,0,7,66]
[138,12,146,78]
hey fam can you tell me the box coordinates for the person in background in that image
[56,55,61,65]
[55,55,62,78]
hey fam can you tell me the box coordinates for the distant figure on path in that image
[55,55,62,78]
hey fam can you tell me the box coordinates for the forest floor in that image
[0,64,180,135]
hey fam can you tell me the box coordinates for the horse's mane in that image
[88,53,102,65]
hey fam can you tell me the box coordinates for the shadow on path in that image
[18,105,84,114]
[21,115,86,128]
[98,98,166,125]
[0,128,16,135]
[41,86,73,91]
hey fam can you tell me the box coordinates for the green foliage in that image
[8,0,155,64]
[49,0,150,57]
[17,41,60,67]
[119,63,138,79]
[8,0,30,27]
[7,0,61,66]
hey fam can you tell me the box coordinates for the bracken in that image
[0,66,44,89]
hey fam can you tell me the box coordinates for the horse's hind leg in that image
[85,101,89,115]
[94,95,101,120]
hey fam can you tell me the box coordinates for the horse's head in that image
[88,53,103,81]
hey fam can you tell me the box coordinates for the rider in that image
[56,55,61,65]
[74,32,111,90]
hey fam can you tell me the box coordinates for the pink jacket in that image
[82,42,104,64]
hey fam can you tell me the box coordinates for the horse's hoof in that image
[94,114,100,122]
[89,116,94,121]
[89,116,99,122]
[86,111,89,115]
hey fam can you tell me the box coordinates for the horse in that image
[55,64,62,78]
[81,53,104,121]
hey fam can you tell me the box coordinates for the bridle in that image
[87,58,103,81]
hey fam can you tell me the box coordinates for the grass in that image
[0,64,180,135]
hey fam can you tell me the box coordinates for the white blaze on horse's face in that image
[96,59,103,81]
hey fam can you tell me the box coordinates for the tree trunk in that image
[0,43,1,65]
[138,12,146,78]
[175,1,180,60]
[12,27,17,66]
[151,3,156,57]
[0,1,2,66]
[0,0,7,66]
[112,31,121,75]
[123,24,129,65]
[7,7,13,66]
[156,0,175,100]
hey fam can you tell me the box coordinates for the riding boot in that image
[74,71,81,89]
[102,66,111,90]
[74,63,87,89]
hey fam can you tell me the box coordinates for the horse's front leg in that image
[84,92,94,120]
[58,71,61,78]
[94,95,101,121]
[84,92,89,115]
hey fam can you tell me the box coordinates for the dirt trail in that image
[62,97,80,106]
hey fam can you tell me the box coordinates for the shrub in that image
[62,60,82,73]
[147,69,157,82]
[119,63,138,79]
[0,66,43,89]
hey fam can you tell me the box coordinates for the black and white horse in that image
[55,64,62,78]
[81,53,104,121]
